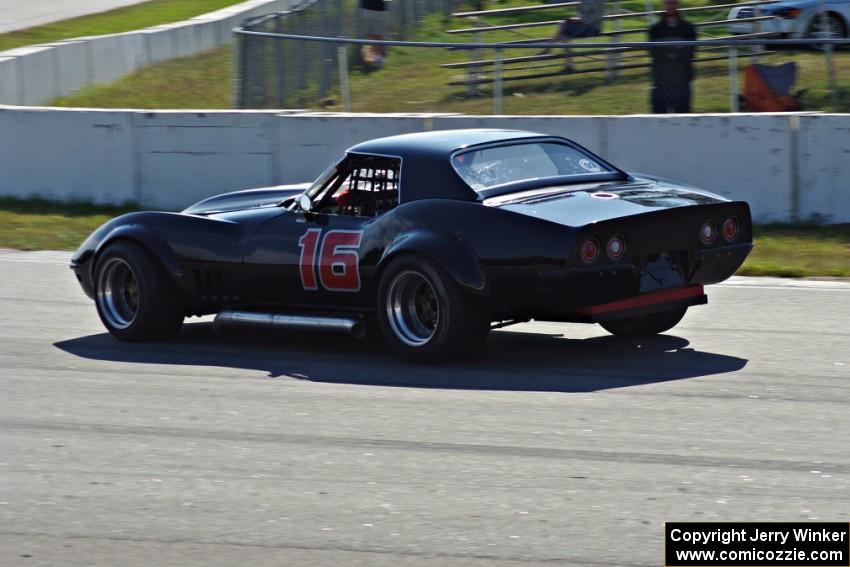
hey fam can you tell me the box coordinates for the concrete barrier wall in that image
[798,114,850,223]
[51,41,90,97]
[135,111,282,208]
[0,107,135,204]
[0,57,19,103]
[3,46,59,105]
[0,0,299,106]
[0,106,847,222]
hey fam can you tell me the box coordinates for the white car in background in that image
[728,0,850,39]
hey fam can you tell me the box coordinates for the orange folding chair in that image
[742,62,804,112]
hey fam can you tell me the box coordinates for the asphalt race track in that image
[1,249,849,566]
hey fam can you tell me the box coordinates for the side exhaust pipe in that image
[214,310,366,338]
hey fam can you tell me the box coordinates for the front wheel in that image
[377,255,489,363]
[599,307,687,338]
[94,240,184,342]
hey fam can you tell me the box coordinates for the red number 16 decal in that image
[298,229,363,292]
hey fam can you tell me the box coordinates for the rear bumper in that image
[575,285,706,322]
[532,285,706,324]
[529,241,750,303]
[491,240,749,321]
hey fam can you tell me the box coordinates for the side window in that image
[316,155,400,217]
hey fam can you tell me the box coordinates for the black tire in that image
[94,240,184,342]
[806,14,847,49]
[377,255,489,363]
[599,307,687,339]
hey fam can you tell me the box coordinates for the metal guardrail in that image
[450,0,778,18]
[447,16,776,34]
[446,0,781,87]
[234,32,850,54]
[448,3,781,31]
[234,29,849,114]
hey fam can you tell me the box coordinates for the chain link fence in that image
[234,4,849,113]
[236,0,451,107]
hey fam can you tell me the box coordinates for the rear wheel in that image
[94,240,184,341]
[599,307,687,338]
[377,255,489,363]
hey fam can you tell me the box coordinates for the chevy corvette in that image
[71,129,753,362]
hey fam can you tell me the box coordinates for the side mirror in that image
[298,194,313,212]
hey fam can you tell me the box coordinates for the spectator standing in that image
[545,0,604,73]
[648,0,696,112]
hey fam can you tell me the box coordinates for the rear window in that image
[451,141,613,191]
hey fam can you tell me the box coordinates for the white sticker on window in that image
[579,159,602,173]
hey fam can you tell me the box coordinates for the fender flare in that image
[93,224,185,288]
[377,230,488,294]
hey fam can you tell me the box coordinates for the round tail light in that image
[699,220,717,245]
[580,238,600,264]
[606,235,625,260]
[722,217,739,242]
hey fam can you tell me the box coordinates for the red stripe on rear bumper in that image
[576,285,705,316]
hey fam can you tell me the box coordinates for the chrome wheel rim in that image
[386,270,440,347]
[96,257,139,330]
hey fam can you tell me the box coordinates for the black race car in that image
[71,129,752,362]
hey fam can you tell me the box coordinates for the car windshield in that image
[451,141,615,192]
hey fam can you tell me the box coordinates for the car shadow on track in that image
[54,322,747,392]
